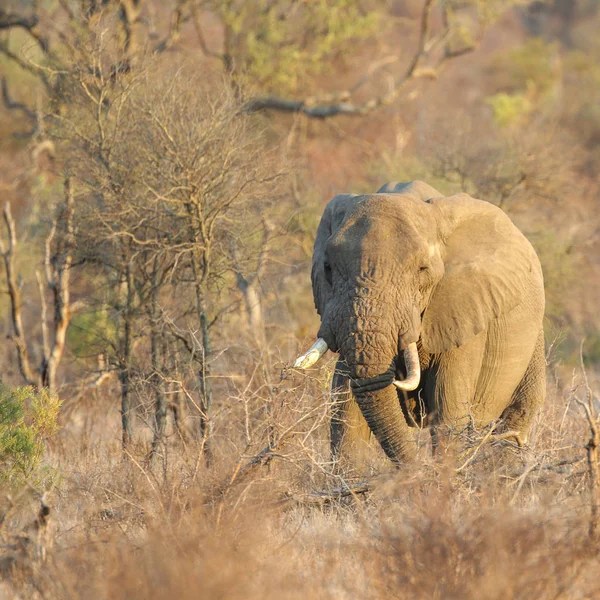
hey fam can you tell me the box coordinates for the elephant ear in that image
[311,194,358,317]
[421,194,543,355]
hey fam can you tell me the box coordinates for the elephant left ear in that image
[421,194,543,355]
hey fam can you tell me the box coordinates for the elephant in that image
[294,181,546,465]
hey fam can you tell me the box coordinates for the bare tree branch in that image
[575,341,600,539]
[282,481,372,506]
[41,177,76,392]
[0,203,39,387]
[0,11,38,31]
[189,0,224,61]
[36,270,50,362]
[0,180,75,392]
[1,78,38,137]
[155,0,188,52]
[118,0,144,65]
[244,0,477,119]
[0,9,48,53]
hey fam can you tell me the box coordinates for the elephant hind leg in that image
[330,360,371,467]
[499,329,546,445]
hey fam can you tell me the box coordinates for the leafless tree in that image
[0,179,75,394]
[47,49,286,450]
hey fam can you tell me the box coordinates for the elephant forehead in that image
[331,212,425,257]
[356,193,431,223]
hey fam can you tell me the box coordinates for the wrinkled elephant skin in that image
[303,180,546,465]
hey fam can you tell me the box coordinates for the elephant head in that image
[295,181,541,464]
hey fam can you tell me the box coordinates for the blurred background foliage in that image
[214,0,381,93]
[0,0,598,443]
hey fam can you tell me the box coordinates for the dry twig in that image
[575,342,599,539]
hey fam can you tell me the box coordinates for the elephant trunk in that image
[353,384,417,463]
[341,316,398,381]
[343,320,418,463]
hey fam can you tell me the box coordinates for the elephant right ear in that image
[311,194,357,317]
[421,194,543,354]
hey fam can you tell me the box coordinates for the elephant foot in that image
[490,429,525,447]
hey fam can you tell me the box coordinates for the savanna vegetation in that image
[0,0,599,598]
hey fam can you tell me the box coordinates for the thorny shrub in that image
[0,359,598,600]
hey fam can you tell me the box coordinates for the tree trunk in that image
[150,262,166,457]
[120,263,134,448]
[191,252,213,462]
[0,203,39,387]
[42,176,75,394]
[236,273,266,348]
[168,338,188,443]
[197,297,213,464]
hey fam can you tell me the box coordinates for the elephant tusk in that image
[393,343,420,391]
[293,338,329,369]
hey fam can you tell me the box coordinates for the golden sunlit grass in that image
[1,4,600,598]
[1,359,598,600]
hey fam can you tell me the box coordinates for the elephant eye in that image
[324,261,333,285]
[418,265,430,281]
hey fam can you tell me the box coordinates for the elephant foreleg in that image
[499,329,546,445]
[330,360,371,466]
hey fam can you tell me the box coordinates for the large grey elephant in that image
[294,181,546,464]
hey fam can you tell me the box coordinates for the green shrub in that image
[486,38,561,127]
[492,37,559,98]
[67,307,117,359]
[0,385,61,487]
[218,0,380,94]
[582,332,600,369]
[486,92,532,127]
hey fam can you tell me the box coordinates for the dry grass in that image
[1,360,599,600]
[1,3,599,597]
